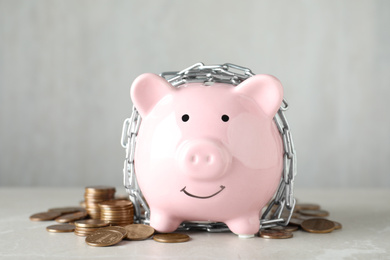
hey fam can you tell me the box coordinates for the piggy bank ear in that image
[235,74,283,117]
[130,73,174,117]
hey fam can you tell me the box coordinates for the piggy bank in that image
[130,73,284,237]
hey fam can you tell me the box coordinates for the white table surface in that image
[0,187,389,260]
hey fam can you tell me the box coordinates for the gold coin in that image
[153,233,190,243]
[48,207,85,214]
[55,211,88,223]
[84,186,116,219]
[74,231,90,237]
[100,216,132,220]
[259,229,293,239]
[85,230,124,247]
[100,211,133,216]
[294,203,321,211]
[99,200,133,208]
[85,186,116,193]
[75,219,110,228]
[124,224,155,240]
[301,218,335,233]
[75,228,101,237]
[99,226,128,238]
[299,209,329,217]
[75,227,101,233]
[99,208,133,213]
[271,225,299,232]
[30,211,62,221]
[288,218,304,226]
[106,222,133,227]
[333,221,342,230]
[46,224,75,233]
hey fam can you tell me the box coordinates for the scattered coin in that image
[46,224,75,233]
[288,218,304,226]
[55,211,88,223]
[85,230,124,247]
[48,207,85,215]
[124,224,155,240]
[153,233,190,243]
[30,211,62,221]
[99,226,128,238]
[299,209,329,217]
[333,221,342,230]
[301,218,335,233]
[259,229,293,239]
[271,224,299,232]
[294,203,321,211]
[30,187,343,246]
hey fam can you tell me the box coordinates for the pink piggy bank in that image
[131,73,284,237]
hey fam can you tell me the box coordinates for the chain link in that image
[121,62,297,230]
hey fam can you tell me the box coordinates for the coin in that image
[99,200,133,209]
[99,226,127,238]
[74,228,101,237]
[84,186,116,219]
[85,230,124,247]
[271,224,299,232]
[99,200,134,226]
[75,227,101,233]
[124,224,155,240]
[301,218,336,233]
[299,209,329,217]
[153,233,190,243]
[333,221,342,230]
[75,219,110,228]
[46,224,75,233]
[30,211,62,221]
[288,218,304,226]
[260,229,293,239]
[294,203,321,211]
[74,231,90,237]
[55,211,88,223]
[48,207,85,214]
[85,186,116,193]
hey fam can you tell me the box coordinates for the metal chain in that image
[121,62,297,231]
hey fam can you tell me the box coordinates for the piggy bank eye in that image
[221,114,229,122]
[182,114,190,122]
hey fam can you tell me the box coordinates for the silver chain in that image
[121,62,297,231]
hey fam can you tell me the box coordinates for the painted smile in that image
[180,185,225,199]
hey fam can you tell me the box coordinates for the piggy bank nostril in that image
[190,155,199,164]
[206,155,213,164]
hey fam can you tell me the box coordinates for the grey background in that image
[1,0,389,188]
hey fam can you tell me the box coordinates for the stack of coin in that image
[99,200,134,226]
[74,219,110,237]
[84,186,116,219]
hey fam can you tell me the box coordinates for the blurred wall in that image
[0,0,389,188]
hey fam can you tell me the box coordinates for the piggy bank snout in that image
[178,139,231,180]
